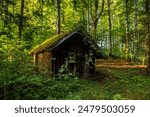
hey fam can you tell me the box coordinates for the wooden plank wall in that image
[36,51,52,77]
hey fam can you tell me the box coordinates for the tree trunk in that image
[93,0,99,40]
[134,0,139,62]
[81,5,85,25]
[87,0,90,33]
[40,0,43,40]
[93,0,104,40]
[19,0,25,40]
[107,0,112,56]
[125,0,130,59]
[145,0,150,69]
[56,0,61,34]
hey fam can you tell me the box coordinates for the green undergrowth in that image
[72,67,150,100]
[2,76,83,100]
[109,68,150,99]
[1,67,150,100]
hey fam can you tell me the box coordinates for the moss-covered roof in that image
[30,33,67,54]
[30,26,83,54]
[30,26,107,59]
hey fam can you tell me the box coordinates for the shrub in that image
[58,59,78,80]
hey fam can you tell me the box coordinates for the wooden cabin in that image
[30,26,106,77]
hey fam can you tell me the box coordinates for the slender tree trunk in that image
[145,0,150,69]
[3,0,9,99]
[81,6,85,25]
[19,0,25,40]
[40,0,43,40]
[107,0,112,56]
[93,0,104,40]
[134,0,139,62]
[125,0,130,59]
[87,0,90,33]
[56,0,61,34]
[93,0,99,40]
[93,23,97,40]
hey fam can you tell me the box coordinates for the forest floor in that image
[78,59,150,100]
[3,59,150,100]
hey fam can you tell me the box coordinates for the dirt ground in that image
[94,59,149,81]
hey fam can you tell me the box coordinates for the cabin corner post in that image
[49,52,52,77]
[43,51,52,77]
[34,53,38,73]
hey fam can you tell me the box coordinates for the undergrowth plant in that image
[58,59,78,80]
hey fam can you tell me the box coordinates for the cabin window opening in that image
[68,53,76,63]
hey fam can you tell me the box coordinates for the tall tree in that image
[125,0,130,59]
[56,0,61,34]
[145,0,150,69]
[40,0,44,38]
[92,0,104,39]
[19,0,25,40]
[134,0,139,61]
[107,0,112,56]
[87,0,91,33]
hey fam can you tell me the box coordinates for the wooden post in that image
[34,53,38,73]
[84,54,89,78]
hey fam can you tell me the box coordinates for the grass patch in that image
[2,60,150,100]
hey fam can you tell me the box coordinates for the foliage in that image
[3,76,83,100]
[0,0,149,64]
[58,59,78,80]
[0,40,81,99]
[0,40,34,99]
[0,39,81,99]
[113,94,125,100]
[77,67,150,100]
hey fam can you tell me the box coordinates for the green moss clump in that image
[30,33,67,54]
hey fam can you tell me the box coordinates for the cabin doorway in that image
[51,50,67,76]
[77,54,85,76]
